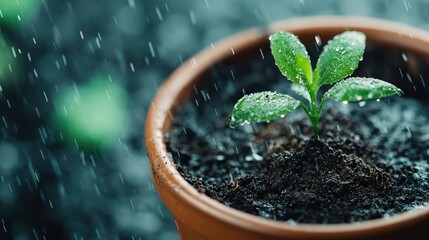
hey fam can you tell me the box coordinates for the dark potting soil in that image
[166,43,429,223]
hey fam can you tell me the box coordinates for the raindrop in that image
[43,91,49,102]
[190,10,196,25]
[403,0,411,11]
[119,173,124,184]
[286,219,297,225]
[95,38,101,48]
[406,73,412,83]
[148,42,155,57]
[155,6,163,21]
[11,47,16,58]
[315,35,322,46]
[62,54,67,66]
[259,48,264,59]
[336,125,341,131]
[406,126,412,138]
[35,107,41,118]
[204,0,210,9]
[190,58,197,69]
[401,53,408,62]
[128,0,135,8]
[420,75,426,88]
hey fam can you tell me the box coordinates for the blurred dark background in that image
[0,0,428,239]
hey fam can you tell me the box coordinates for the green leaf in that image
[291,83,310,102]
[230,91,300,128]
[315,31,365,86]
[326,77,403,102]
[270,32,312,86]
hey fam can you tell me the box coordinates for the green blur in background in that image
[53,77,130,149]
[0,0,41,25]
[0,36,17,87]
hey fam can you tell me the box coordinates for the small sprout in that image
[230,31,403,135]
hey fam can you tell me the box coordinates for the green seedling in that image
[229,31,403,135]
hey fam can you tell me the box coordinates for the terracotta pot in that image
[145,16,429,240]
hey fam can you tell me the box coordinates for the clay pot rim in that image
[145,16,429,237]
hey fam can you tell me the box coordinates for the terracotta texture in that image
[145,17,429,240]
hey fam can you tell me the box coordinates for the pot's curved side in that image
[145,16,429,240]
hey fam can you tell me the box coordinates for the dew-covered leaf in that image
[270,32,312,86]
[230,91,300,128]
[291,83,310,102]
[315,31,365,86]
[326,77,403,102]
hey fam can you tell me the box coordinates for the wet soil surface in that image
[166,46,429,223]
